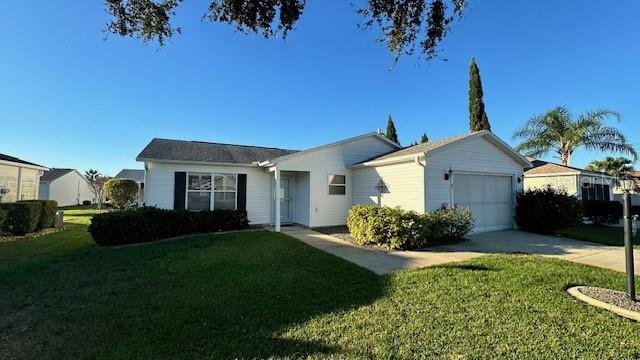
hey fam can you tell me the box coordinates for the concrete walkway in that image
[282,227,640,275]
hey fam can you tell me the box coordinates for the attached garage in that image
[351,130,532,234]
[453,174,514,232]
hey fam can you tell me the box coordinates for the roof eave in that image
[0,159,48,171]
[267,132,401,165]
[347,153,424,168]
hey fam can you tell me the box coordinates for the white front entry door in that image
[280,178,293,224]
[454,174,513,233]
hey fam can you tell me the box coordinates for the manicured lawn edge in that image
[110,228,268,248]
[568,286,640,322]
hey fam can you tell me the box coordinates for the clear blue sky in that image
[1,1,638,176]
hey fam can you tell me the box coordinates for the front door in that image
[280,178,293,224]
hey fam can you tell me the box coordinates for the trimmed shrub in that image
[82,200,92,206]
[347,204,474,250]
[427,206,475,240]
[0,202,42,235]
[582,200,623,224]
[104,178,139,209]
[516,186,582,234]
[88,207,249,246]
[19,200,58,229]
[0,209,7,229]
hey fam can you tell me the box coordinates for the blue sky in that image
[1,1,638,176]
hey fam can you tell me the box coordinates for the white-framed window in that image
[213,174,237,210]
[187,173,212,211]
[328,174,346,195]
[186,172,238,211]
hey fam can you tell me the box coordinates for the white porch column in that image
[274,168,281,232]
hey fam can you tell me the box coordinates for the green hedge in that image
[88,207,249,246]
[0,202,42,235]
[19,200,58,229]
[0,209,7,229]
[347,205,474,250]
[515,186,582,234]
[582,200,622,224]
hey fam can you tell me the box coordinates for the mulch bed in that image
[0,228,64,244]
[578,286,640,312]
[314,225,391,252]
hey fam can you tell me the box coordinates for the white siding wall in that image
[524,174,578,196]
[425,136,525,211]
[38,183,50,201]
[292,172,310,226]
[144,162,272,224]
[0,165,43,203]
[46,171,95,207]
[0,164,20,203]
[19,168,39,201]
[276,136,398,227]
[352,161,425,212]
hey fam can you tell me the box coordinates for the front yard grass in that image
[1,211,639,359]
[559,224,640,247]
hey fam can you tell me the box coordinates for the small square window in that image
[214,174,236,191]
[187,192,211,211]
[214,192,236,210]
[188,174,211,190]
[328,174,346,195]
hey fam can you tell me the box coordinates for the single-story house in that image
[38,168,95,207]
[0,153,48,203]
[137,130,532,233]
[114,169,145,204]
[523,159,615,201]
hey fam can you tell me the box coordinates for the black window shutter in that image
[174,172,186,210]
[237,174,247,211]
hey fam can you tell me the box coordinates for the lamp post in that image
[621,177,636,301]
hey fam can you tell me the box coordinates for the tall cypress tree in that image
[469,57,491,132]
[386,115,400,145]
[420,133,429,143]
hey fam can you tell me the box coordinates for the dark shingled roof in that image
[115,169,145,182]
[0,153,45,168]
[356,132,477,164]
[40,168,75,182]
[137,138,299,164]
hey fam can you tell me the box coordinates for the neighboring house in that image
[114,169,145,204]
[523,159,615,201]
[39,168,95,207]
[138,130,531,233]
[0,153,48,203]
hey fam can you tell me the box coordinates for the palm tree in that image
[586,156,635,177]
[513,106,637,166]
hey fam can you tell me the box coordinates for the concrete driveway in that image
[283,227,640,275]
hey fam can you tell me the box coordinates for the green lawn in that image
[1,210,639,359]
[559,224,640,247]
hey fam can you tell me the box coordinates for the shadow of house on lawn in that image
[0,230,385,359]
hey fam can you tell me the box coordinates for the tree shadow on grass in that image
[0,231,385,359]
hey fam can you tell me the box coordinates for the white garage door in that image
[453,174,513,233]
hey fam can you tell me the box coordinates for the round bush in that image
[516,186,582,234]
[104,178,139,209]
[347,204,474,250]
